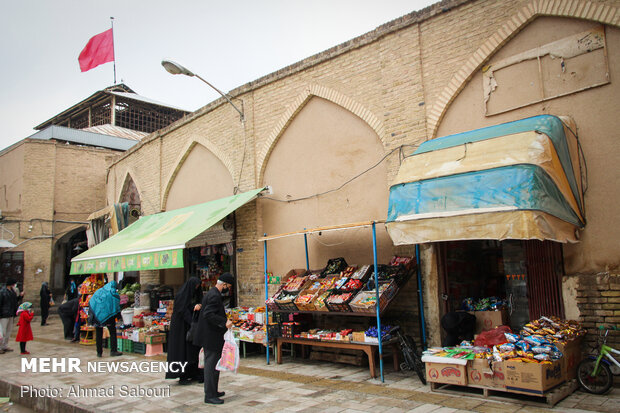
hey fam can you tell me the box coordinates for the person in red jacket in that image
[16,302,34,355]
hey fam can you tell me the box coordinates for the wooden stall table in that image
[276,337,400,379]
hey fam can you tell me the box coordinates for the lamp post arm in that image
[194,74,244,122]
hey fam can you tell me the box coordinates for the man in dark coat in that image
[195,273,234,405]
[40,282,52,326]
[0,278,22,354]
[58,298,79,340]
[165,277,203,384]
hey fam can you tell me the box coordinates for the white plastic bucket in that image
[121,308,134,325]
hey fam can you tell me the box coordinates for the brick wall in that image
[576,273,620,349]
[102,0,620,345]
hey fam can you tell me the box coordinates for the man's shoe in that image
[204,397,224,405]
[97,353,102,358]
[110,351,123,357]
[217,391,225,397]
[70,338,79,343]
[178,378,192,385]
[0,349,6,354]
[4,348,13,352]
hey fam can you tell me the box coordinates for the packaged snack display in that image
[519,316,586,344]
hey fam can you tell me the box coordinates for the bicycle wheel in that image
[404,335,426,385]
[577,359,613,394]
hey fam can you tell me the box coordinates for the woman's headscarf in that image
[40,282,49,290]
[18,302,32,313]
[174,277,202,313]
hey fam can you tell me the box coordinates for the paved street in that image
[1,314,619,413]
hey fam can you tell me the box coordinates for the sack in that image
[49,298,55,307]
[216,329,239,373]
[198,347,204,369]
[102,327,110,339]
[186,311,199,342]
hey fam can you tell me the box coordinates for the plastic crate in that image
[120,338,134,353]
[325,291,355,312]
[133,342,146,354]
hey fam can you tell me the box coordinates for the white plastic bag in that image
[216,329,239,373]
[198,347,204,369]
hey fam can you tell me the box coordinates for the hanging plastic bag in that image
[198,347,205,369]
[216,329,239,373]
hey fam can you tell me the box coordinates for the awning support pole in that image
[415,244,427,349]
[263,234,270,365]
[303,229,310,271]
[372,222,384,382]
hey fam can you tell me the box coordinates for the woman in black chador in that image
[39,282,52,326]
[165,277,204,385]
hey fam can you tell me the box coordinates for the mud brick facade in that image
[90,0,620,345]
[0,140,118,306]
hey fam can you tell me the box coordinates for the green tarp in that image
[70,188,264,275]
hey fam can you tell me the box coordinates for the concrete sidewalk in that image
[1,314,618,413]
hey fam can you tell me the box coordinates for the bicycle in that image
[576,325,620,394]
[389,325,426,384]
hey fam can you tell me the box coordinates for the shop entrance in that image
[184,214,237,308]
[438,239,565,332]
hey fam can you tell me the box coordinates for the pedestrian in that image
[40,281,52,326]
[66,278,78,301]
[0,278,23,354]
[195,272,234,405]
[58,297,80,340]
[165,277,204,385]
[15,302,34,355]
[88,280,122,357]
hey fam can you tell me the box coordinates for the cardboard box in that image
[144,333,166,344]
[284,268,307,283]
[425,361,468,386]
[504,359,563,395]
[557,337,583,380]
[467,359,505,389]
[469,310,509,333]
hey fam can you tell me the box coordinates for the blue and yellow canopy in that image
[386,115,584,244]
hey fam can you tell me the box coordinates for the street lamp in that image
[161,59,244,122]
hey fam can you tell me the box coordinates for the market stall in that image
[260,221,424,382]
[421,315,586,404]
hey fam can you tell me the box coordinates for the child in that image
[16,302,34,355]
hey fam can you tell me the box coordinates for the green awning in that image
[70,188,265,275]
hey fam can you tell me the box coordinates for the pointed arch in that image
[161,138,234,210]
[427,0,620,139]
[257,84,386,183]
[116,169,143,207]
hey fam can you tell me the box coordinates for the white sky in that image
[0,0,438,149]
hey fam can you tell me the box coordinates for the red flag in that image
[78,28,114,72]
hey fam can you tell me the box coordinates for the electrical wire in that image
[261,145,405,203]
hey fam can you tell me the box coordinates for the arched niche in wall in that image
[119,173,142,224]
[435,16,620,275]
[260,96,393,276]
[165,143,234,211]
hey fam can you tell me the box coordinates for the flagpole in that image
[110,17,116,84]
